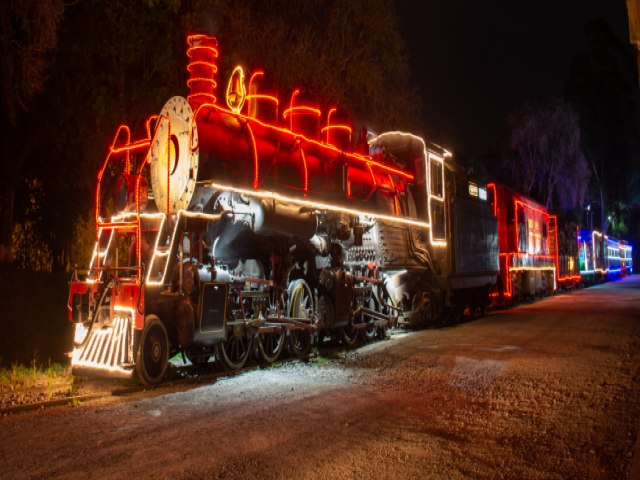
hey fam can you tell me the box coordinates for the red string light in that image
[321,108,352,147]
[300,147,309,196]
[187,35,219,106]
[246,71,279,121]
[246,123,260,189]
[192,100,414,181]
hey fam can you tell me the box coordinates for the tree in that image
[32,0,185,270]
[564,18,640,232]
[502,98,590,213]
[2,0,420,271]
[0,0,64,265]
[188,0,422,133]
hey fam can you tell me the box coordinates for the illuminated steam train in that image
[67,35,632,384]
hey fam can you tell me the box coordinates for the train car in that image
[605,236,622,280]
[66,34,499,384]
[620,241,633,276]
[554,221,582,289]
[577,230,635,282]
[578,229,606,284]
[487,183,557,304]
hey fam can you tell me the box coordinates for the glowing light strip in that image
[144,211,227,286]
[283,106,322,118]
[300,148,309,195]
[246,71,279,119]
[226,65,246,113]
[247,94,279,103]
[592,230,603,273]
[369,131,448,247]
[321,125,352,134]
[428,152,445,202]
[202,181,432,229]
[89,229,115,279]
[486,183,498,216]
[110,212,165,222]
[110,139,150,154]
[283,89,321,126]
[191,103,414,180]
[186,35,219,105]
[322,108,352,145]
[246,123,260,189]
[144,215,167,285]
[508,266,556,272]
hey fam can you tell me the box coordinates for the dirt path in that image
[1,276,639,479]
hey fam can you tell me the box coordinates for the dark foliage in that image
[1,0,421,272]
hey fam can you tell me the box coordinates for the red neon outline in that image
[283,89,321,134]
[321,107,353,146]
[246,123,260,189]
[486,182,497,216]
[187,35,219,105]
[191,101,414,180]
[300,148,309,196]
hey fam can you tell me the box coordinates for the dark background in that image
[395,1,631,157]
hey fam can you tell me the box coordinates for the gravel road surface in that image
[1,276,639,479]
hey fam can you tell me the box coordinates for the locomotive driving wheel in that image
[339,321,359,346]
[256,289,287,364]
[136,315,169,385]
[256,328,286,364]
[287,279,314,357]
[360,296,378,343]
[215,323,253,371]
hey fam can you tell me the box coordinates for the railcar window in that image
[517,209,527,253]
[430,160,443,198]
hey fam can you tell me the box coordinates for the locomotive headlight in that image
[479,187,487,201]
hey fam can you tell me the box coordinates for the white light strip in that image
[202,181,433,229]
[145,215,167,285]
[368,131,447,247]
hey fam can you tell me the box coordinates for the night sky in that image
[395,1,631,158]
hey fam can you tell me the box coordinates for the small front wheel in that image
[136,315,169,385]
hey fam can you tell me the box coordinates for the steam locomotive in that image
[66,34,631,385]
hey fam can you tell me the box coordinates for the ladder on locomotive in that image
[144,214,175,286]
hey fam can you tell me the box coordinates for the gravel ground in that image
[1,276,639,479]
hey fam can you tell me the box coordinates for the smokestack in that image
[186,34,219,108]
